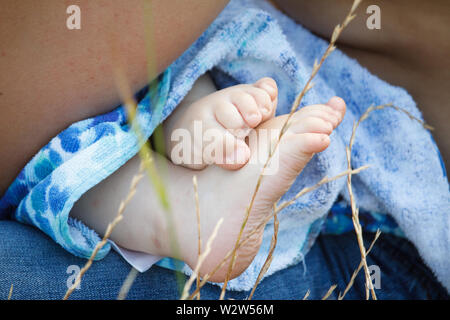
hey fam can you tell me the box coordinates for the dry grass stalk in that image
[303,290,310,300]
[248,204,279,300]
[63,161,146,300]
[346,151,375,299]
[343,102,432,300]
[248,163,364,299]
[219,0,363,297]
[339,229,381,300]
[359,103,433,131]
[275,165,369,213]
[117,268,139,300]
[296,102,429,300]
[187,166,369,300]
[112,64,171,210]
[322,284,337,300]
[193,175,202,300]
[8,284,13,300]
[112,63,185,292]
[346,130,376,299]
[181,218,224,300]
[349,103,432,157]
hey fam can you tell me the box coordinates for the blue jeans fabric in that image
[0,220,447,300]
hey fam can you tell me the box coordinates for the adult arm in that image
[0,0,229,195]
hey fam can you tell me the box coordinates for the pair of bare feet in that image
[72,75,346,282]
[71,74,345,282]
[160,75,346,281]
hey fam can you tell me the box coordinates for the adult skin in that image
[274,0,450,172]
[0,0,229,196]
[1,0,448,193]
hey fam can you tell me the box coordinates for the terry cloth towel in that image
[0,0,448,292]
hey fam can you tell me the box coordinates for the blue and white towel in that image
[0,0,448,292]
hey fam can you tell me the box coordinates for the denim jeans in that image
[0,220,447,300]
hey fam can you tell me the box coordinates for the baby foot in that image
[172,97,346,282]
[164,77,278,170]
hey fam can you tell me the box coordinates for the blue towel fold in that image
[1,0,448,292]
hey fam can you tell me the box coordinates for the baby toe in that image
[215,102,250,138]
[289,116,334,135]
[244,87,276,123]
[295,104,342,129]
[220,136,251,170]
[230,91,262,128]
[326,96,346,122]
[224,143,251,170]
[255,77,278,102]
